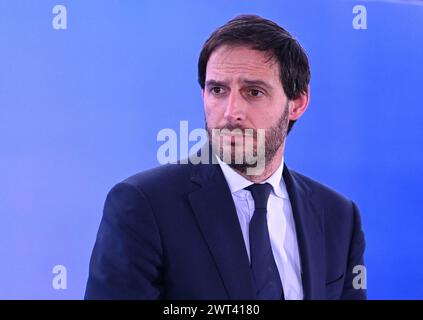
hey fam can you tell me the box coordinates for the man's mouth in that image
[217,129,255,137]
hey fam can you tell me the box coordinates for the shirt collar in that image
[216,156,289,199]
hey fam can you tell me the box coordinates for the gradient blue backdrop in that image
[1,0,422,299]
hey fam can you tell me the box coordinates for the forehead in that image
[206,45,280,83]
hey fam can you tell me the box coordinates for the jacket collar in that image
[282,164,326,299]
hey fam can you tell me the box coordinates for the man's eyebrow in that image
[205,78,274,91]
[240,79,274,91]
[205,79,229,87]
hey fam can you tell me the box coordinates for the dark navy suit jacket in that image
[85,157,366,300]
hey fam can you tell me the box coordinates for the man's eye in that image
[249,89,264,97]
[211,87,225,95]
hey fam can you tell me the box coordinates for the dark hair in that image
[198,14,311,133]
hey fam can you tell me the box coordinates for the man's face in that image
[203,45,290,173]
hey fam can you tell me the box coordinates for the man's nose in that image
[223,91,246,124]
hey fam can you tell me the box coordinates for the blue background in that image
[1,0,422,299]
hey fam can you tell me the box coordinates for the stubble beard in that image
[206,101,290,175]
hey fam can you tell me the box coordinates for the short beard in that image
[206,101,290,175]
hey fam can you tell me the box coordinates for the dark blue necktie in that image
[246,183,284,300]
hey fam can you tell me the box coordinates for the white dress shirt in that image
[216,157,304,300]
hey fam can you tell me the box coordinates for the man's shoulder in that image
[288,168,355,209]
[288,168,362,235]
[120,162,195,194]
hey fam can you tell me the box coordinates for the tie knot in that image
[245,183,273,209]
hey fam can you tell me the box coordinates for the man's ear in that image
[289,85,310,121]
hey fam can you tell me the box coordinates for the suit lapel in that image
[283,164,326,299]
[188,161,256,299]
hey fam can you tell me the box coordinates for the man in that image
[85,15,366,300]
